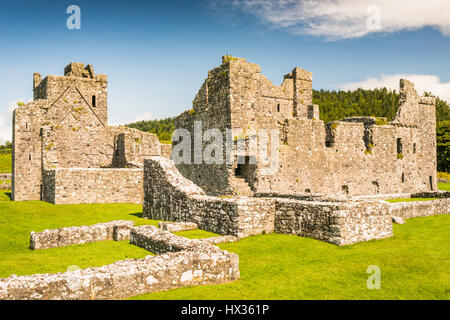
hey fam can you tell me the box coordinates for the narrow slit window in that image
[429,176,433,191]
[413,143,416,154]
[92,95,96,107]
[401,173,405,183]
[277,104,280,112]
[29,154,31,161]
[397,138,402,154]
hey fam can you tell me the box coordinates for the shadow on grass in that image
[129,212,143,218]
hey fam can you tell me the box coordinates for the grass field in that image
[0,152,11,174]
[0,191,211,278]
[0,189,449,299]
[438,182,450,191]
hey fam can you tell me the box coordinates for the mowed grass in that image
[438,182,450,191]
[132,214,450,300]
[0,183,449,299]
[386,198,438,203]
[0,191,211,278]
[0,152,11,173]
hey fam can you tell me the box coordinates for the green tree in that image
[437,121,450,172]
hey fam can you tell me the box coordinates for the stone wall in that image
[388,199,450,219]
[30,220,135,250]
[0,174,10,190]
[143,156,394,244]
[410,191,450,198]
[0,225,239,300]
[274,199,393,246]
[173,56,437,197]
[143,157,275,238]
[13,63,163,202]
[42,168,143,204]
[158,221,198,232]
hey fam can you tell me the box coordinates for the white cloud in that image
[339,74,450,103]
[219,0,450,40]
[0,101,21,145]
[133,112,155,122]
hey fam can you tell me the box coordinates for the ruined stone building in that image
[12,63,170,204]
[174,56,437,197]
[141,56,444,246]
[10,57,446,248]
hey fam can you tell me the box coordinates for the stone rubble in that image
[1,223,240,300]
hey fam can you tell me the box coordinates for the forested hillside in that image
[125,88,450,172]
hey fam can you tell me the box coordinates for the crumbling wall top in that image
[64,62,96,79]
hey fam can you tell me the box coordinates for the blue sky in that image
[1,0,450,143]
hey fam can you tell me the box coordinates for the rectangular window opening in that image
[342,185,349,195]
[92,95,96,108]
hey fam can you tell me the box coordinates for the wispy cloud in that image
[133,112,154,122]
[339,74,450,103]
[215,0,450,40]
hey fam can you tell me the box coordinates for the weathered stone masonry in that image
[12,63,169,204]
[30,220,135,250]
[0,224,239,300]
[174,56,437,197]
[42,168,143,204]
[143,156,394,245]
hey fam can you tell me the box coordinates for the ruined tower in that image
[12,63,164,203]
[173,56,437,197]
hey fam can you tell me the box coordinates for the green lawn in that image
[0,190,448,300]
[438,182,450,191]
[0,191,210,278]
[132,215,450,300]
[386,198,438,203]
[0,152,11,173]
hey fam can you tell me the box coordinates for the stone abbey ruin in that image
[4,56,449,299]
[12,62,170,204]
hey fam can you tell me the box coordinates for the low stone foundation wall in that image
[0,173,11,180]
[388,199,450,219]
[1,224,240,300]
[0,183,10,190]
[202,235,240,244]
[0,173,11,190]
[410,191,450,198]
[274,199,393,246]
[30,220,135,250]
[143,157,394,245]
[43,168,143,204]
[158,221,198,232]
